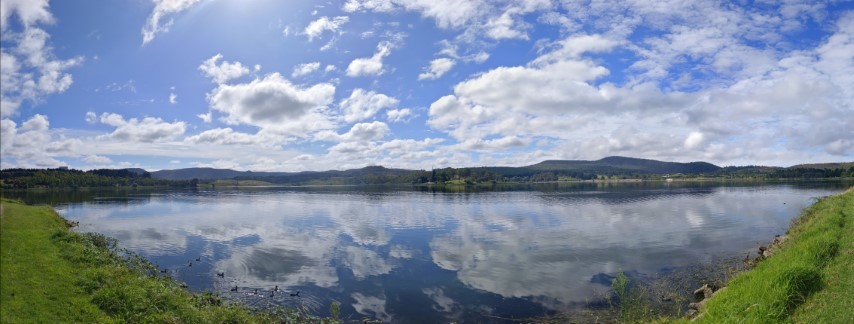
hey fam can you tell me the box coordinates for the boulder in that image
[693,284,714,301]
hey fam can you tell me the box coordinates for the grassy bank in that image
[0,198,336,323]
[687,188,853,322]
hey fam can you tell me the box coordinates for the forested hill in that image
[150,156,722,183]
[4,157,851,188]
[526,156,721,174]
[149,168,289,180]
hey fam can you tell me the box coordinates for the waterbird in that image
[188,262,192,267]
[254,289,258,295]
[230,286,238,292]
[290,291,300,297]
[274,285,279,292]
[216,272,225,278]
[160,269,168,273]
[270,290,275,297]
[196,257,201,262]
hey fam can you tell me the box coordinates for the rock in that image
[688,298,708,311]
[693,284,714,301]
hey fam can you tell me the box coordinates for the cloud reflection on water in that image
[55,184,840,320]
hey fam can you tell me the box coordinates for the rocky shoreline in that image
[686,232,790,320]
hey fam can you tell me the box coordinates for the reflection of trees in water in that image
[3,188,159,206]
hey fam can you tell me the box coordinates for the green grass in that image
[0,198,340,323]
[689,188,854,323]
[1,198,113,323]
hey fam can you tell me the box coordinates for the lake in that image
[8,181,849,322]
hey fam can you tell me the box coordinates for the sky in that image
[1,0,852,172]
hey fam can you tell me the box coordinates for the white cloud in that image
[185,128,268,145]
[83,154,112,164]
[318,121,390,144]
[345,121,390,141]
[484,10,528,40]
[683,131,705,150]
[386,108,414,123]
[96,112,187,143]
[347,41,393,77]
[422,8,854,165]
[198,54,250,84]
[141,0,202,45]
[292,62,321,78]
[418,57,455,80]
[1,3,82,117]
[85,111,97,124]
[0,0,53,31]
[324,64,337,73]
[340,89,399,123]
[197,111,212,123]
[342,0,395,13]
[0,114,78,168]
[304,16,349,41]
[207,73,336,136]
[169,92,177,104]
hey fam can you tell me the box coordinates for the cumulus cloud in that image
[207,73,336,136]
[197,111,212,123]
[0,0,53,31]
[683,131,705,150]
[386,108,414,123]
[423,6,854,165]
[141,0,202,45]
[317,121,390,144]
[292,62,321,78]
[83,154,112,164]
[484,10,528,40]
[345,0,484,29]
[96,112,187,142]
[185,128,265,145]
[304,16,349,41]
[339,89,399,123]
[0,114,78,168]
[198,54,250,84]
[1,1,82,117]
[347,41,393,77]
[343,0,546,42]
[418,58,455,80]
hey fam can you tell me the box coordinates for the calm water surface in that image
[13,181,849,322]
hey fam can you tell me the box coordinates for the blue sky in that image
[1,0,852,171]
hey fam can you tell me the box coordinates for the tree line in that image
[0,168,196,189]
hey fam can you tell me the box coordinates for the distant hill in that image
[150,168,291,180]
[526,156,721,175]
[150,157,725,183]
[150,166,415,182]
[788,162,854,170]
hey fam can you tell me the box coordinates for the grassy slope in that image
[691,188,853,323]
[0,198,335,323]
[1,199,112,323]
[790,190,854,323]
